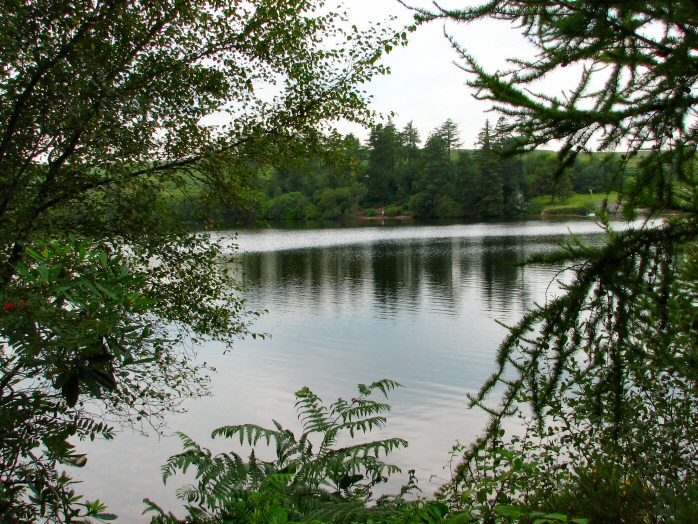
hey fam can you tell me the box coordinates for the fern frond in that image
[340,403,391,424]
[330,397,349,415]
[175,431,204,452]
[212,423,281,446]
[151,380,409,522]
[337,415,389,438]
[295,386,332,433]
[161,448,209,482]
[175,483,202,504]
[142,497,171,520]
[363,379,403,398]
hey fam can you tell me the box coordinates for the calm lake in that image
[75,218,641,521]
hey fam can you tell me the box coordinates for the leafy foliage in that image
[0,0,400,519]
[144,380,423,523]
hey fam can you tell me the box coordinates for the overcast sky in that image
[340,0,544,148]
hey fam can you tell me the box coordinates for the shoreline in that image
[356,214,414,222]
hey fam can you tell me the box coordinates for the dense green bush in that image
[261,185,369,222]
[314,188,338,216]
[305,204,322,220]
[264,192,309,221]
[384,205,401,217]
[408,192,435,218]
[334,185,367,218]
[435,196,463,218]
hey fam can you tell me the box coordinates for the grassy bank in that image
[528,192,620,217]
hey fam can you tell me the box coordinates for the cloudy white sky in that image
[338,0,541,147]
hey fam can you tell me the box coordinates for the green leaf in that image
[338,473,364,489]
[543,514,568,521]
[495,505,523,518]
[59,373,81,407]
[94,513,118,521]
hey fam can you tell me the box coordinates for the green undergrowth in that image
[145,374,697,522]
[144,381,594,524]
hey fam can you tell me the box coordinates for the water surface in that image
[76,218,641,520]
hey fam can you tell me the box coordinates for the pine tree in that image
[365,122,402,204]
[437,118,463,157]
[398,122,422,200]
[401,122,421,164]
[455,149,478,216]
[473,120,504,217]
[414,1,698,518]
[492,117,525,215]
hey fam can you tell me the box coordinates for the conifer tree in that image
[437,118,463,157]
[398,121,422,200]
[493,117,525,215]
[401,121,421,165]
[410,0,698,518]
[366,122,402,204]
[473,120,504,216]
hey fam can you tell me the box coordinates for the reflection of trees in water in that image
[419,239,460,314]
[322,246,369,311]
[370,243,421,317]
[478,236,528,314]
[241,247,377,313]
[242,244,423,316]
[240,236,542,318]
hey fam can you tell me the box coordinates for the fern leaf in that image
[212,424,279,446]
[366,379,403,398]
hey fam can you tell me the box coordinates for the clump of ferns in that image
[145,379,408,522]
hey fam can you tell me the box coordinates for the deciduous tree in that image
[0,0,397,519]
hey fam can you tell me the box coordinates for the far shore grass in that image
[530,192,620,216]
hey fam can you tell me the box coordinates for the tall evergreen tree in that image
[366,121,402,204]
[493,117,525,215]
[437,118,463,157]
[339,133,366,187]
[473,120,504,217]
[401,121,421,164]
[422,130,452,192]
[415,1,698,518]
[398,121,422,200]
[455,149,478,215]
[408,127,451,217]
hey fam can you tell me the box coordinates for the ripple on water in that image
[77,219,653,521]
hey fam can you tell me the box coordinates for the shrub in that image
[408,192,434,218]
[264,192,308,221]
[435,196,463,218]
[384,205,401,217]
[305,203,321,220]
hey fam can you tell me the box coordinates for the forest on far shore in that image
[172,117,628,226]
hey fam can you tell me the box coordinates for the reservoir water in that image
[75,218,642,521]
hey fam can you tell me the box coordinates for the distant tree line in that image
[172,117,627,224]
[261,117,627,222]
